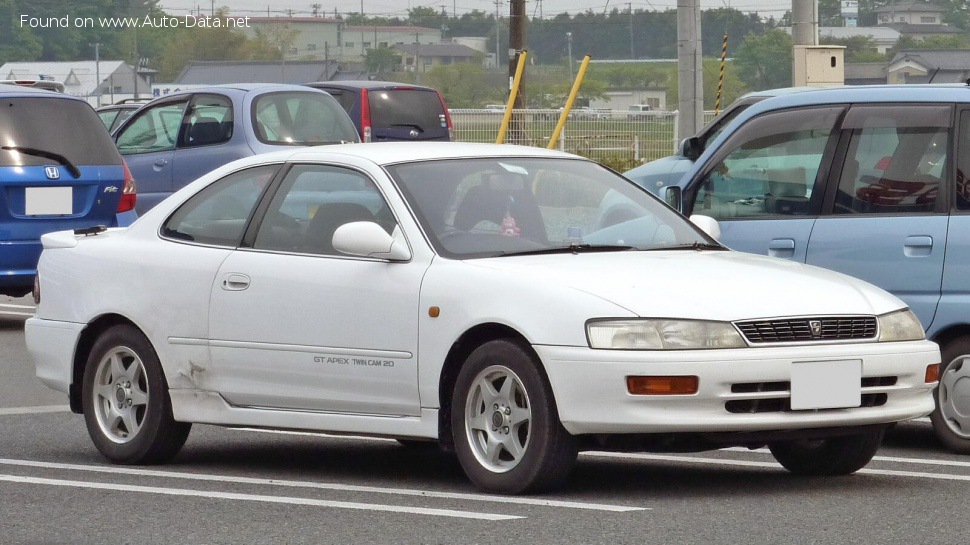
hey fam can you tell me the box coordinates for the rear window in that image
[0,97,121,166]
[251,92,359,145]
[368,89,446,131]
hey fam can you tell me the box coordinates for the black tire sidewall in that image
[451,339,576,494]
[81,324,187,464]
[768,427,885,476]
[930,337,970,453]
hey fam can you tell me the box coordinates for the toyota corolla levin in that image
[25,142,939,494]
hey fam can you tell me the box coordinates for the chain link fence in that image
[450,109,719,166]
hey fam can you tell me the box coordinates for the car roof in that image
[0,84,83,99]
[747,83,970,113]
[240,142,582,168]
[308,80,438,91]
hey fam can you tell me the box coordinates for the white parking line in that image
[583,451,970,481]
[0,311,33,317]
[0,405,70,416]
[0,458,646,512]
[0,303,34,310]
[0,473,521,520]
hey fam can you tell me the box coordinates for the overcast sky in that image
[157,1,792,20]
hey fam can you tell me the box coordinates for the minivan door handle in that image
[904,235,933,257]
[767,238,796,259]
[221,273,251,291]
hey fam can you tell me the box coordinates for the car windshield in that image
[388,157,714,258]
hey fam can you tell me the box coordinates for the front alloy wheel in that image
[931,338,970,453]
[463,365,533,473]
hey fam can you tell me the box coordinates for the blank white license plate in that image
[790,359,862,410]
[25,187,72,215]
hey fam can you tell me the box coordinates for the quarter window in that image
[832,105,950,214]
[161,165,280,247]
[252,92,358,145]
[692,107,841,220]
[957,111,970,210]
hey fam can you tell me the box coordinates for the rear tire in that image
[930,337,970,453]
[82,324,191,464]
[451,339,577,494]
[768,427,885,476]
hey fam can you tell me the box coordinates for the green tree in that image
[421,61,495,108]
[820,35,884,62]
[365,47,400,75]
[734,29,793,90]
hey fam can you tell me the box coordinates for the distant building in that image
[875,2,962,41]
[886,49,970,83]
[844,62,887,85]
[392,43,482,74]
[783,26,901,54]
[0,61,151,106]
[173,60,341,85]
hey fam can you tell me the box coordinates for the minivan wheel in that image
[451,339,577,494]
[82,324,191,464]
[768,427,885,475]
[930,337,970,453]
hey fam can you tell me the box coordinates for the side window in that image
[116,100,189,154]
[161,165,280,247]
[252,92,358,145]
[692,107,842,220]
[833,105,950,214]
[957,110,970,211]
[253,164,395,255]
[180,94,233,148]
[322,88,357,113]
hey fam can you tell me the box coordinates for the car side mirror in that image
[332,221,411,261]
[663,186,682,211]
[682,137,703,161]
[689,214,720,240]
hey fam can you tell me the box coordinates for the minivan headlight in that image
[587,319,747,350]
[878,309,925,342]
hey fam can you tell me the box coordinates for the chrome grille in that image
[734,316,877,344]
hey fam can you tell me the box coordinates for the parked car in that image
[96,98,150,134]
[305,80,452,142]
[0,85,136,297]
[112,83,359,214]
[625,88,814,193]
[626,104,654,120]
[658,83,970,453]
[26,142,937,494]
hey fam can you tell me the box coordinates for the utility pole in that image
[493,0,502,69]
[91,42,101,106]
[676,0,703,138]
[508,0,526,143]
[566,31,573,77]
[629,3,634,59]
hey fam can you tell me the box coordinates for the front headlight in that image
[587,319,747,350]
[878,309,925,342]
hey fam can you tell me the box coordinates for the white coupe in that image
[26,143,940,494]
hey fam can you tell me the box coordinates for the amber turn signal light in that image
[627,376,699,395]
[925,363,940,384]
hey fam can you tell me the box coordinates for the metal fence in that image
[449,109,720,164]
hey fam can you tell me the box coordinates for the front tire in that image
[82,324,191,464]
[930,337,970,453]
[768,427,885,476]
[451,339,577,494]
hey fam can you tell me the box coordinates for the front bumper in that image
[536,340,939,436]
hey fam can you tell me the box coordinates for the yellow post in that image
[548,55,591,150]
[496,50,528,144]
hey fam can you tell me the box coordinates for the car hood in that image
[467,250,903,321]
[624,155,693,194]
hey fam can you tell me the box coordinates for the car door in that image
[684,106,844,261]
[207,163,424,416]
[171,93,245,195]
[807,104,951,329]
[938,107,970,337]
[116,97,190,213]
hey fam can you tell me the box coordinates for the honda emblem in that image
[44,166,60,180]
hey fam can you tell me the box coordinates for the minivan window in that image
[833,105,950,215]
[0,97,121,166]
[956,110,970,211]
[368,89,445,131]
[252,92,358,145]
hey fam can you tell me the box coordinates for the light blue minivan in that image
[657,84,970,453]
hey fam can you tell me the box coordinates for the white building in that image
[0,61,151,106]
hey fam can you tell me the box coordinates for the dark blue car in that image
[0,85,137,297]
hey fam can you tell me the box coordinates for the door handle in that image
[221,273,250,291]
[767,238,796,259]
[152,159,168,171]
[904,235,933,257]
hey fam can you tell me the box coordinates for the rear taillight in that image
[436,89,453,140]
[360,88,372,142]
[117,160,137,213]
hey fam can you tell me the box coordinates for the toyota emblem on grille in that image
[45,166,60,180]
[809,320,822,337]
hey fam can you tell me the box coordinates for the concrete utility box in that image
[793,45,846,87]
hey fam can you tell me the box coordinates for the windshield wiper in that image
[1,146,81,178]
[645,241,726,251]
[501,243,636,257]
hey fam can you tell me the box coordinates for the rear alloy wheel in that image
[768,427,885,476]
[452,339,577,494]
[930,337,970,453]
[82,324,191,464]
